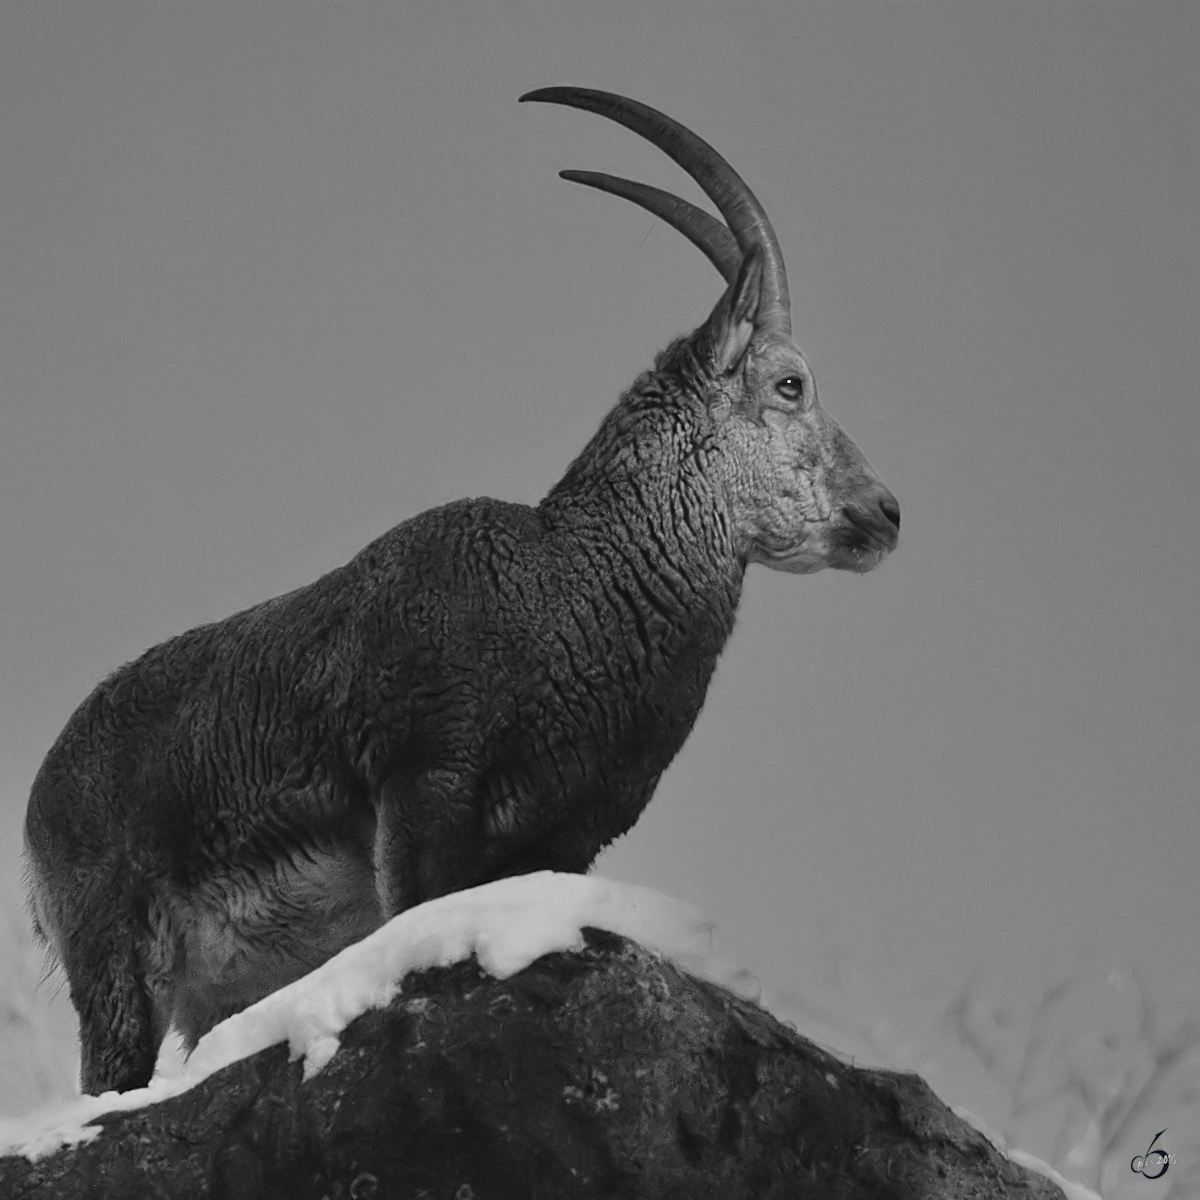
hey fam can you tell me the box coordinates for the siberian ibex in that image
[25,88,899,1095]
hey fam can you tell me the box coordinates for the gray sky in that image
[1,0,1197,1174]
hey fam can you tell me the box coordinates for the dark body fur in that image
[25,368,744,1093]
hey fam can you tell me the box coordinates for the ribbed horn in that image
[521,86,791,337]
[560,171,742,283]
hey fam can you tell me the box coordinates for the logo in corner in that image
[1131,1129,1172,1180]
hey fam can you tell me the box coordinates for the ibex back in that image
[24,89,899,1094]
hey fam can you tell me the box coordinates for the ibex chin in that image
[24,88,899,1095]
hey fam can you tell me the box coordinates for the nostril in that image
[878,494,900,531]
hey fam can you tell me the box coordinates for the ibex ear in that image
[695,246,763,376]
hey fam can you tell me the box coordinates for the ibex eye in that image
[775,376,804,401]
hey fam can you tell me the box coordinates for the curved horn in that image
[559,170,742,283]
[521,86,791,336]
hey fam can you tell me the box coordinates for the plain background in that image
[1,2,1197,1192]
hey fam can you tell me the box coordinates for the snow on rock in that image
[0,872,711,1162]
[0,870,1103,1200]
[951,1105,1103,1200]
[1006,1151,1103,1200]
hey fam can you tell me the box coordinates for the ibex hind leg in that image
[65,900,174,1095]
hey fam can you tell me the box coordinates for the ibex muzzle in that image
[24,88,898,1095]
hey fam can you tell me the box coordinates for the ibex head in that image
[522,87,899,575]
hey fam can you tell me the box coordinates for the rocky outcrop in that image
[1,930,1063,1199]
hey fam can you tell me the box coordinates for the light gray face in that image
[710,331,899,576]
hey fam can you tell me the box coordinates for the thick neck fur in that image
[538,361,745,641]
[544,364,739,576]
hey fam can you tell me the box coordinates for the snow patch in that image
[952,1104,1102,1200]
[0,872,711,1161]
[1006,1150,1103,1200]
